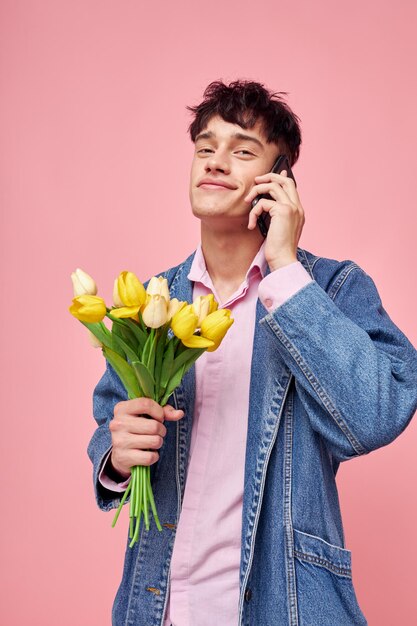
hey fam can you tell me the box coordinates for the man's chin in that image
[191,209,242,221]
[191,201,247,217]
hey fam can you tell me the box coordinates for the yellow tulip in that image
[111,271,146,319]
[118,271,146,307]
[170,304,198,340]
[112,278,124,307]
[141,294,168,328]
[167,298,187,321]
[69,295,107,323]
[146,276,170,303]
[200,308,234,352]
[192,295,212,327]
[71,268,97,296]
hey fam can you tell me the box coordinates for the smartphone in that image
[252,155,297,237]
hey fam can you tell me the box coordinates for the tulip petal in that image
[181,335,215,349]
[110,306,140,319]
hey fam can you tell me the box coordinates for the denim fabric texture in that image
[88,245,417,626]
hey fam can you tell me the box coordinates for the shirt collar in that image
[187,239,268,283]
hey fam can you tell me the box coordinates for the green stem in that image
[111,478,132,528]
[129,466,136,539]
[143,465,149,530]
[130,468,142,548]
[135,464,141,519]
[130,466,136,519]
[146,465,162,531]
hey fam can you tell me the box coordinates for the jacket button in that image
[244,588,252,602]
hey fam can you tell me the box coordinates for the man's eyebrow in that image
[195,130,265,150]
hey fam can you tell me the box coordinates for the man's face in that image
[189,114,281,225]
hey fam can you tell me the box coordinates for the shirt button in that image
[244,588,252,602]
[264,298,273,308]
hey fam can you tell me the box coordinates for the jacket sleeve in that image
[87,360,128,511]
[259,263,417,463]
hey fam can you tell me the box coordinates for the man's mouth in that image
[198,178,237,190]
[199,183,233,190]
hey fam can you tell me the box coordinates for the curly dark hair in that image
[186,79,302,166]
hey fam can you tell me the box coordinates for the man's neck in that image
[200,221,265,286]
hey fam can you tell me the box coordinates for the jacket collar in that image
[187,239,269,282]
[170,245,315,304]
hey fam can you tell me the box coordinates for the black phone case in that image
[253,155,296,237]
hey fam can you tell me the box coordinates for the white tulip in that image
[146,276,170,303]
[142,294,168,328]
[71,268,98,296]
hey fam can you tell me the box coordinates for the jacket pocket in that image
[292,527,368,626]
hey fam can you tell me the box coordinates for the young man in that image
[88,80,417,626]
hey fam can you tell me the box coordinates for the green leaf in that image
[159,339,175,396]
[80,321,121,352]
[111,332,139,363]
[159,347,205,404]
[102,346,143,398]
[182,348,206,375]
[131,361,155,399]
[160,363,186,406]
[123,318,147,352]
[138,310,147,332]
[141,329,153,366]
[112,319,139,353]
[172,346,205,377]
[146,329,157,372]
[174,338,188,358]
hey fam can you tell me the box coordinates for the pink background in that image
[1,1,416,624]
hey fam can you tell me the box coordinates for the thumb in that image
[163,404,185,421]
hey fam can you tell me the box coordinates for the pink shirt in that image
[99,240,313,625]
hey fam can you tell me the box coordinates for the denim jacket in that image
[88,245,417,626]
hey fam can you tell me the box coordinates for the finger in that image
[247,198,275,230]
[244,182,291,205]
[117,449,160,467]
[117,397,165,423]
[111,415,167,437]
[163,405,185,421]
[255,172,299,205]
[244,183,272,203]
[126,433,165,450]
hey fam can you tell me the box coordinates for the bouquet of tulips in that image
[69,268,234,547]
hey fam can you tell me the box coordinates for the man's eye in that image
[197,149,213,153]
[236,150,252,155]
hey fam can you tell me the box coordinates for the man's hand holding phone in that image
[244,164,305,271]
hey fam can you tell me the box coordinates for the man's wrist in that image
[267,256,298,272]
[105,453,131,482]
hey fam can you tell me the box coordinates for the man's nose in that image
[205,153,231,174]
